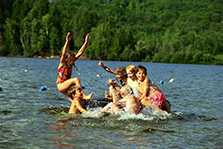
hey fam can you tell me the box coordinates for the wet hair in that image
[114,67,127,78]
[126,64,137,74]
[64,52,71,59]
[137,65,147,76]
[67,85,82,98]
[64,52,76,66]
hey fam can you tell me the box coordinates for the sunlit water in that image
[0,57,223,149]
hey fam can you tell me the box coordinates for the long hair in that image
[137,65,147,76]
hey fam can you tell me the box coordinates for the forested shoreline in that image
[0,0,223,64]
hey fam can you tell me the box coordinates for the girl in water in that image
[136,65,170,112]
[56,32,89,96]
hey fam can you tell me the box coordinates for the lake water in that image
[0,57,223,149]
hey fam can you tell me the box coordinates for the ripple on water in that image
[0,123,22,146]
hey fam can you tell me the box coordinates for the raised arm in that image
[74,33,89,59]
[60,32,73,63]
[98,61,115,74]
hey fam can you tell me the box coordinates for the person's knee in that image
[71,78,80,84]
[72,77,80,82]
[57,84,65,93]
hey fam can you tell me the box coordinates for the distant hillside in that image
[0,0,223,64]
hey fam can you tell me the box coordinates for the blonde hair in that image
[126,64,137,74]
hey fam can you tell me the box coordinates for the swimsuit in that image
[56,64,72,83]
[149,86,166,110]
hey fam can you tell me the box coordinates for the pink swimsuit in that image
[149,86,166,110]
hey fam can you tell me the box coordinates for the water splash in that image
[82,108,107,118]
[81,107,172,121]
[118,112,154,121]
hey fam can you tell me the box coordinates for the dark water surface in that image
[0,57,223,149]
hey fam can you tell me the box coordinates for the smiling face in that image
[136,69,146,82]
[136,66,147,82]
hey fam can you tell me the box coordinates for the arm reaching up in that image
[74,33,89,59]
[60,32,73,63]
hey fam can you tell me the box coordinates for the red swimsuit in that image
[56,64,72,83]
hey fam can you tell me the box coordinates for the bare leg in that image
[57,77,81,93]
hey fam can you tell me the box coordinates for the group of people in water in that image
[56,32,170,115]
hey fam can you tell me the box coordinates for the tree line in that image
[0,0,223,64]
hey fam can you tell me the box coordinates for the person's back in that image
[119,85,141,114]
[123,95,141,114]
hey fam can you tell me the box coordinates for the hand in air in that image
[66,32,73,42]
[84,33,89,43]
[98,61,104,67]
